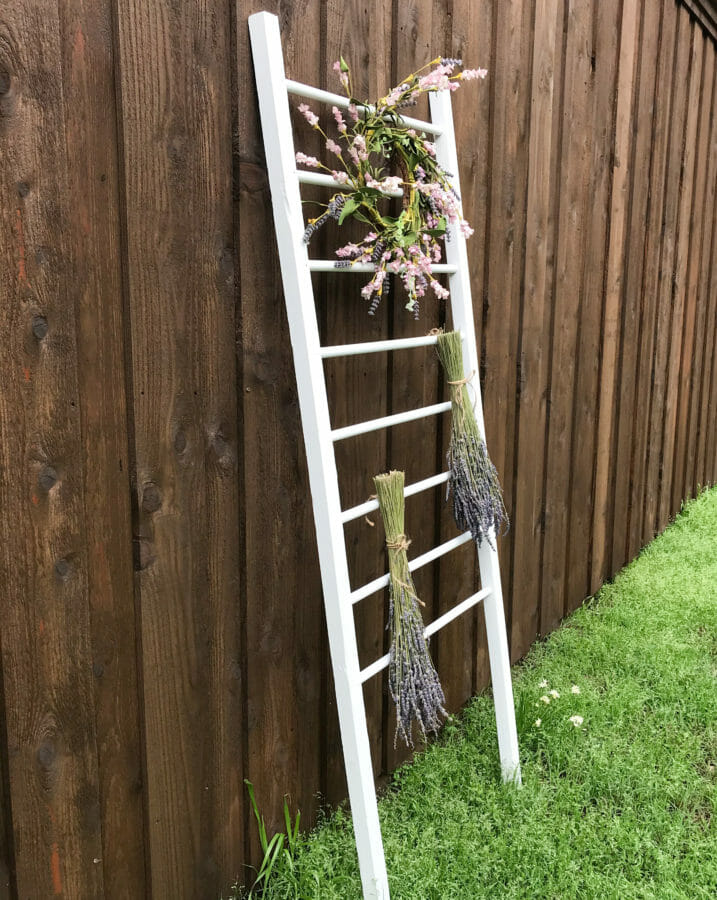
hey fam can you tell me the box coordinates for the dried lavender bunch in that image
[436,330,508,549]
[374,470,447,747]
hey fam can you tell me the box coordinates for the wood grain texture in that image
[629,0,678,555]
[58,1,146,894]
[540,0,594,634]
[510,0,564,661]
[438,0,494,705]
[611,0,661,571]
[114,0,243,895]
[1,1,717,892]
[321,0,393,802]
[382,0,444,773]
[566,0,621,613]
[695,59,717,490]
[642,6,692,544]
[481,0,533,660]
[675,42,715,503]
[237,0,324,856]
[656,22,703,530]
[0,3,105,896]
[591,0,641,591]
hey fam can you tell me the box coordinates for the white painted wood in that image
[430,90,522,786]
[249,14,390,899]
[349,531,473,604]
[321,333,443,359]
[250,16,522,897]
[341,470,450,523]
[298,169,404,196]
[331,401,451,442]
[286,78,444,135]
[360,586,492,683]
[309,260,457,274]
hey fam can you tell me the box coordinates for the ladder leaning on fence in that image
[249,12,521,899]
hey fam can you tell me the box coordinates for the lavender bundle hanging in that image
[436,329,508,549]
[374,470,447,747]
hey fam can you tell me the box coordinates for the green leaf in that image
[339,55,349,72]
[338,196,359,224]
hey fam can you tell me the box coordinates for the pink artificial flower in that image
[331,170,349,184]
[298,103,320,127]
[326,139,342,156]
[460,221,474,238]
[332,106,347,134]
[295,152,320,168]
[461,68,488,81]
[348,103,359,123]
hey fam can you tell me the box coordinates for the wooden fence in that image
[1,0,716,896]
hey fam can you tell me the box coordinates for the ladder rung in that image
[350,531,473,604]
[332,401,451,442]
[297,170,403,197]
[359,587,491,683]
[285,78,444,136]
[341,471,450,523]
[309,260,458,274]
[322,333,443,360]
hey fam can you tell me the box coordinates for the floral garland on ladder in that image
[295,57,487,317]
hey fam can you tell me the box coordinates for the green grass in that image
[236,488,717,899]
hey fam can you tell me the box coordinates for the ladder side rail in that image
[429,90,522,786]
[248,13,390,898]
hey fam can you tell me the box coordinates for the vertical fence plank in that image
[590,0,641,591]
[540,0,594,634]
[566,0,622,612]
[321,0,392,802]
[58,2,146,895]
[382,0,444,774]
[0,3,105,896]
[238,0,325,856]
[481,0,533,659]
[675,43,715,504]
[695,58,717,490]
[511,0,564,661]
[114,0,243,894]
[611,0,660,571]
[656,22,703,529]
[436,0,494,707]
[642,6,691,543]
[629,0,678,556]
[0,673,13,900]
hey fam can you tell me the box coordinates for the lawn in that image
[236,487,717,899]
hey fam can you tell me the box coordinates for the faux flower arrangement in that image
[295,57,487,317]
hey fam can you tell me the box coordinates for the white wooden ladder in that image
[249,12,521,899]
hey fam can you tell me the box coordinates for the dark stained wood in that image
[642,6,692,543]
[384,0,444,774]
[566,0,622,613]
[440,0,495,704]
[481,0,533,660]
[695,64,717,490]
[591,0,642,589]
[540,0,594,634]
[657,23,704,529]
[0,2,105,896]
[1,0,717,892]
[678,44,716,501]
[510,0,564,661]
[629,0,679,556]
[114,0,243,896]
[321,0,393,803]
[611,0,661,572]
[237,0,324,858]
[58,1,146,895]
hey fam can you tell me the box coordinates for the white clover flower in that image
[540,695,551,704]
[534,718,542,727]
[569,715,584,727]
[549,689,560,699]
[571,685,581,694]
[539,679,549,688]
